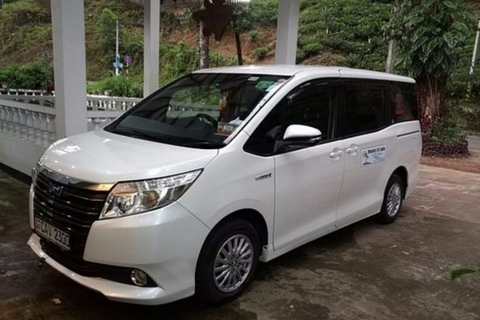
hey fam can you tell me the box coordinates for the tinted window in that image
[284,84,336,138]
[244,82,337,155]
[344,85,385,136]
[390,82,417,122]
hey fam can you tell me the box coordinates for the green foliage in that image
[160,7,197,33]
[451,266,480,280]
[97,9,118,59]
[0,0,51,65]
[0,59,53,89]
[0,0,49,38]
[248,30,259,41]
[87,75,142,97]
[388,0,475,79]
[159,42,236,86]
[120,28,143,70]
[297,0,391,70]
[252,47,268,60]
[423,115,465,143]
[446,33,480,100]
[446,101,480,133]
[229,0,278,32]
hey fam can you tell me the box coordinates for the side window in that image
[243,104,283,155]
[390,82,417,123]
[244,82,337,156]
[344,84,385,136]
[284,84,336,139]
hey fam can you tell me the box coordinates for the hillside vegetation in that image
[0,0,479,98]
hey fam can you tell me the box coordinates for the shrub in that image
[422,117,469,157]
[248,30,258,41]
[298,0,390,68]
[252,47,268,60]
[97,9,118,59]
[160,42,235,86]
[87,75,142,97]
[0,59,53,89]
[422,135,469,158]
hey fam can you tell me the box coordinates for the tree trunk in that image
[386,39,396,73]
[199,21,209,69]
[386,1,399,74]
[416,74,447,130]
[234,30,243,66]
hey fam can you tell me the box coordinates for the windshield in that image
[105,73,289,148]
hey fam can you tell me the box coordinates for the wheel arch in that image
[392,166,408,198]
[206,209,269,252]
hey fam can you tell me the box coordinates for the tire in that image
[195,219,260,304]
[376,174,405,224]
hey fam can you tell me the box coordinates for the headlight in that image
[100,170,202,219]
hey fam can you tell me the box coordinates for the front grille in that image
[33,171,109,262]
[33,170,157,287]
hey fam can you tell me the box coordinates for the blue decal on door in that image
[361,145,386,166]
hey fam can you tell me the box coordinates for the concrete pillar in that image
[51,0,87,137]
[274,0,300,65]
[144,0,160,97]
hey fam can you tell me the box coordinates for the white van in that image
[28,66,421,305]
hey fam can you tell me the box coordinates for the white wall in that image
[0,134,46,176]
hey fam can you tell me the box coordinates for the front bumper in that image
[28,202,210,305]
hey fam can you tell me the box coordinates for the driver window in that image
[244,82,337,156]
[284,83,336,139]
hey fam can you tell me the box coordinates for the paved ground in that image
[1,165,479,320]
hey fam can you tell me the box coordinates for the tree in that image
[388,0,475,129]
[97,9,118,59]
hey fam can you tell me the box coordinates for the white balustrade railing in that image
[87,96,140,130]
[87,110,125,130]
[87,96,141,112]
[0,95,141,132]
[0,98,56,147]
[0,88,50,96]
[0,94,55,107]
[0,92,141,175]
[0,94,141,143]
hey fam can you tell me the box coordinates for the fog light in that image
[130,269,148,286]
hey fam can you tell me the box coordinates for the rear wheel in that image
[195,219,260,304]
[376,174,405,224]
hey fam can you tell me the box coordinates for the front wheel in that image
[195,219,260,304]
[376,174,405,224]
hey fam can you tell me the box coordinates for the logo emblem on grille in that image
[48,184,64,197]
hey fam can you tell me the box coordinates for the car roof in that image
[194,65,415,84]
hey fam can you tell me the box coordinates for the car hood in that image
[39,130,218,183]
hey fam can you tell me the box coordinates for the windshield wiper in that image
[110,127,224,149]
[110,127,170,143]
[181,141,226,149]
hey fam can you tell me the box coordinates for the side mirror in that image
[283,124,322,141]
[275,125,322,153]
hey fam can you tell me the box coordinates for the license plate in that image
[34,217,70,251]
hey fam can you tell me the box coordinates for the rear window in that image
[390,82,417,122]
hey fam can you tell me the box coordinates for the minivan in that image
[28,65,421,305]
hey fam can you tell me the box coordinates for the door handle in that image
[346,144,359,155]
[329,148,343,159]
